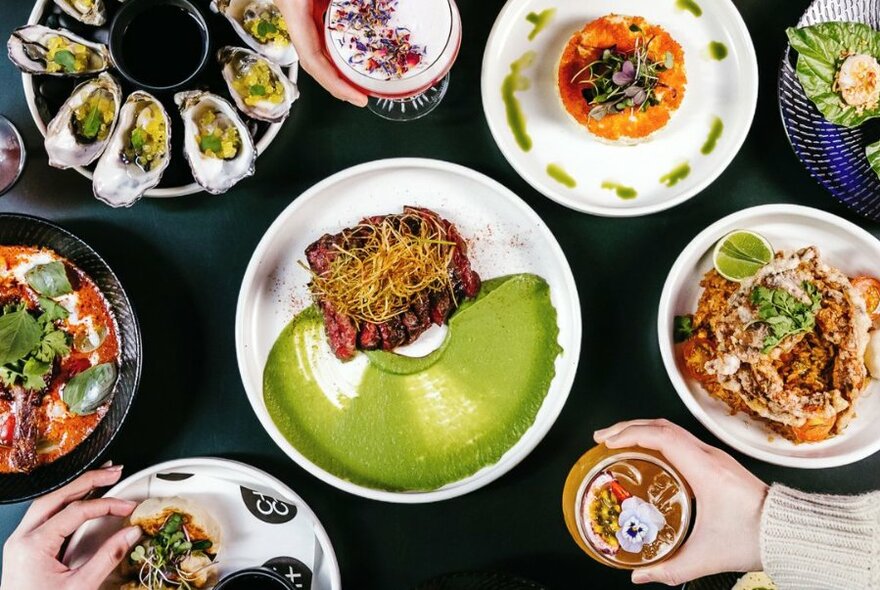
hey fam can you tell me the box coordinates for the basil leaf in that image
[199,134,223,154]
[62,362,117,415]
[25,261,73,297]
[786,23,880,127]
[0,310,41,366]
[53,49,77,73]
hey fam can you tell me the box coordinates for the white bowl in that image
[20,0,295,198]
[481,0,758,216]
[235,158,581,502]
[658,204,880,468]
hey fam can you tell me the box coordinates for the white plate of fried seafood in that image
[659,204,880,468]
[482,0,758,216]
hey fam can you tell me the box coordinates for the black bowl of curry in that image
[0,214,141,503]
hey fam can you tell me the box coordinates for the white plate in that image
[481,0,758,216]
[658,204,880,468]
[63,457,342,590]
[235,158,581,502]
[20,0,296,198]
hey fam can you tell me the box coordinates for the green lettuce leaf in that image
[786,23,880,127]
[867,139,880,180]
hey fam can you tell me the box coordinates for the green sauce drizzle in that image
[708,41,728,60]
[660,163,691,187]
[502,52,536,152]
[547,163,576,188]
[526,9,556,41]
[601,181,637,200]
[701,117,724,155]
[675,0,702,17]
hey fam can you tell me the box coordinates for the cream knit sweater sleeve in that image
[760,483,880,590]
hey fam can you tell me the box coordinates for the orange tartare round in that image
[558,15,687,143]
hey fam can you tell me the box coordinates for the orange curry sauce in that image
[558,15,687,142]
[0,247,120,472]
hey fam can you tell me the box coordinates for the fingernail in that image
[100,460,113,468]
[593,429,608,442]
[124,526,142,545]
[104,464,123,471]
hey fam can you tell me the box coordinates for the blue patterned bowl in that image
[779,0,880,220]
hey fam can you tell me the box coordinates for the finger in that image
[630,539,715,586]
[32,498,136,552]
[601,422,712,481]
[73,525,142,588]
[279,0,368,105]
[594,419,662,443]
[18,466,124,534]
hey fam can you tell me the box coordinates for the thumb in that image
[632,561,692,586]
[74,525,142,587]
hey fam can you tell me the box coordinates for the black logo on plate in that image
[263,556,313,590]
[240,486,298,524]
[156,473,194,481]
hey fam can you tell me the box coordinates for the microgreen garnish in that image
[750,282,822,353]
[673,315,694,342]
[570,30,676,121]
[129,512,216,590]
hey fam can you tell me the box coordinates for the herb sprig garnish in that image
[750,282,822,353]
[570,25,675,121]
[0,301,70,392]
[129,512,215,590]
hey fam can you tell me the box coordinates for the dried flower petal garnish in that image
[328,0,428,80]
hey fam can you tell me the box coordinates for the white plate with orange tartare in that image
[482,0,758,216]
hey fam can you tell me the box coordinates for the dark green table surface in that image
[0,0,876,588]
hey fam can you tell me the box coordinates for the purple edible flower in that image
[612,60,635,86]
[615,497,666,554]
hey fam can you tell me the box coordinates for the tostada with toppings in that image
[558,14,687,144]
[0,246,119,473]
[675,230,880,443]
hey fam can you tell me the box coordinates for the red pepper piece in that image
[0,415,15,447]
[609,480,632,503]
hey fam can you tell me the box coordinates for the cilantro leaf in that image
[130,128,147,151]
[750,281,822,353]
[82,104,102,140]
[53,49,77,73]
[199,134,223,154]
[673,315,694,342]
[38,297,69,322]
[21,358,51,391]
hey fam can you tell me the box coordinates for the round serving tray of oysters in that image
[7,0,300,206]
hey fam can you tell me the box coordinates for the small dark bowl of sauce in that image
[109,0,212,93]
[214,567,293,590]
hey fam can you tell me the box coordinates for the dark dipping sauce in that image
[119,5,207,88]
[215,570,290,590]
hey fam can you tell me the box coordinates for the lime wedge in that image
[712,230,773,281]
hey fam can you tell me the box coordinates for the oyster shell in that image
[45,72,122,169]
[93,91,171,207]
[211,0,297,66]
[7,25,112,76]
[218,46,298,123]
[175,90,256,195]
[53,0,107,26]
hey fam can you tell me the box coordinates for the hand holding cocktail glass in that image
[593,419,768,585]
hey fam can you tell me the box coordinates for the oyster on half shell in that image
[7,25,112,76]
[211,0,297,66]
[93,91,171,208]
[45,72,122,170]
[53,0,107,26]
[175,90,256,195]
[218,46,298,123]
